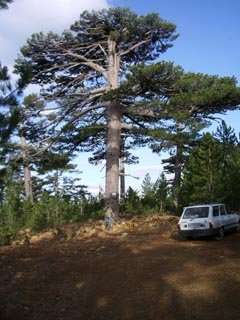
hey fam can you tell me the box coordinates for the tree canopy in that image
[0,0,12,9]
[14,7,240,219]
[15,8,179,217]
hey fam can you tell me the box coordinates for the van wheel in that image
[216,227,224,240]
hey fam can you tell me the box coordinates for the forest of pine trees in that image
[1,5,240,244]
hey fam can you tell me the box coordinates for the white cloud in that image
[0,0,109,66]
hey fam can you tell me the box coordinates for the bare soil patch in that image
[1,216,240,320]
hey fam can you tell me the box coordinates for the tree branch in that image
[63,50,107,77]
[32,104,106,156]
[124,114,146,128]
[120,38,151,56]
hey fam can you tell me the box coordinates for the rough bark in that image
[105,104,121,218]
[105,38,121,219]
[20,135,33,203]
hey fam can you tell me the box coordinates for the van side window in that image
[220,206,226,215]
[213,206,219,217]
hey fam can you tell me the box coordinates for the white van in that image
[178,204,240,239]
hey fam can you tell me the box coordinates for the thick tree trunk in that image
[23,164,33,203]
[105,38,121,219]
[20,135,33,203]
[105,104,121,218]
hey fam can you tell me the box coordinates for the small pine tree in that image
[215,120,237,146]
[141,173,156,211]
[141,173,153,196]
[214,120,238,176]
[154,173,168,213]
[182,133,223,204]
[122,187,142,215]
[214,121,240,209]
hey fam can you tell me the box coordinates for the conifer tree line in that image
[127,121,240,215]
[1,5,240,240]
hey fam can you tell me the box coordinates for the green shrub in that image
[0,225,16,246]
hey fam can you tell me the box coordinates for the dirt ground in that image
[1,227,240,320]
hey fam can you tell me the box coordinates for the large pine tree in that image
[146,71,240,209]
[150,118,207,209]
[15,8,240,219]
[15,8,178,218]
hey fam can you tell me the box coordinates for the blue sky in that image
[1,0,240,193]
[81,0,240,193]
[111,0,240,79]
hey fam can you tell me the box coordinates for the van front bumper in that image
[179,228,217,238]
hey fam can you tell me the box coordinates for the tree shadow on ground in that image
[1,233,240,320]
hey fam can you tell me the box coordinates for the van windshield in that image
[182,207,209,219]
